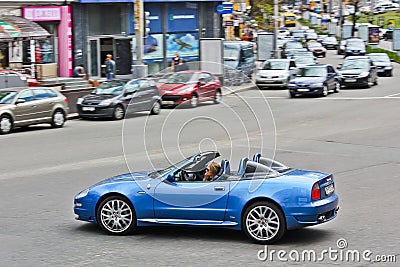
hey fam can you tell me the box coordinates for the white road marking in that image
[226,95,400,100]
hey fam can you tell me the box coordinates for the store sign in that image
[167,3,197,32]
[23,6,62,21]
[0,21,21,37]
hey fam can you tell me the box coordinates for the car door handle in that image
[214,187,225,191]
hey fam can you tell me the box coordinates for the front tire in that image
[97,196,137,235]
[334,81,341,93]
[150,101,161,115]
[320,85,328,97]
[113,105,125,120]
[214,90,222,104]
[0,115,13,134]
[242,202,286,244]
[190,94,198,108]
[51,109,65,128]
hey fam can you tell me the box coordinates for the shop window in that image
[22,39,55,65]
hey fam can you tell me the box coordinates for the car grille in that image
[261,75,280,79]
[82,101,101,105]
[162,95,181,102]
[342,74,359,78]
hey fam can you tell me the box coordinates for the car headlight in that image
[98,99,113,106]
[178,88,193,94]
[77,97,83,105]
[359,72,369,78]
[311,82,324,87]
[75,189,89,199]
[384,66,393,70]
[288,83,296,87]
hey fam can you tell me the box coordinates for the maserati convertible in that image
[74,151,339,244]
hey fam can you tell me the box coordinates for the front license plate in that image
[82,107,95,111]
[297,89,309,92]
[325,184,334,195]
[345,78,356,82]
[162,101,175,105]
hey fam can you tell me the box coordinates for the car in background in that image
[0,87,68,134]
[288,64,341,98]
[337,58,378,88]
[322,36,339,49]
[368,53,393,76]
[344,38,366,57]
[77,78,161,120]
[223,41,255,81]
[305,41,327,57]
[74,151,339,244]
[159,71,222,108]
[292,55,318,68]
[281,40,305,58]
[255,59,297,89]
[305,32,318,41]
[291,29,306,41]
[337,40,346,55]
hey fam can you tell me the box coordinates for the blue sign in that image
[216,3,233,14]
[167,3,197,33]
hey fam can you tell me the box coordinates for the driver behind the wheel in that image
[203,162,221,182]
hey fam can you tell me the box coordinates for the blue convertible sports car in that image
[74,151,339,244]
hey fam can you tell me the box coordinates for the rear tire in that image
[289,91,296,98]
[190,94,198,108]
[0,115,13,134]
[214,90,222,104]
[51,109,65,128]
[150,101,161,115]
[242,201,286,244]
[321,85,328,97]
[113,105,125,120]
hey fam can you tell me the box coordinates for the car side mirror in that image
[197,81,205,87]
[15,99,26,105]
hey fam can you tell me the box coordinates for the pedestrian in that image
[73,64,87,79]
[105,54,116,80]
[171,52,182,72]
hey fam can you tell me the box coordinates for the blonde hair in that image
[106,54,112,59]
[208,162,221,177]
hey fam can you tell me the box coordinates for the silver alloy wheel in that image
[190,95,198,108]
[52,111,65,127]
[0,116,12,134]
[100,198,133,233]
[322,86,328,97]
[151,101,161,115]
[214,91,221,104]
[113,106,125,120]
[246,205,280,241]
[335,82,341,93]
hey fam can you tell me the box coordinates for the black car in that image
[77,78,161,120]
[368,53,393,77]
[288,64,341,98]
[337,58,378,88]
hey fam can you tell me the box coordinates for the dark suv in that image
[77,78,161,120]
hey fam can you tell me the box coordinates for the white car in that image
[255,59,297,89]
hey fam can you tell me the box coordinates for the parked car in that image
[0,70,38,87]
[337,57,378,88]
[159,71,222,108]
[344,38,366,57]
[77,78,161,120]
[255,59,297,89]
[0,87,68,134]
[322,36,339,49]
[305,41,327,57]
[368,53,393,76]
[74,151,339,244]
[288,64,341,98]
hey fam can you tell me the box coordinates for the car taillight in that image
[311,182,321,201]
[64,98,69,103]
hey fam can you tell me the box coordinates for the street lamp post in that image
[274,0,278,58]
[134,0,144,65]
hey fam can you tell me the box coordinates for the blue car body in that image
[74,151,339,244]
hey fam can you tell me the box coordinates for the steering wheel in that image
[181,170,197,181]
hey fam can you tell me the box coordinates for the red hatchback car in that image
[159,71,222,108]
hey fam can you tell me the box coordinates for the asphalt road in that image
[0,50,399,266]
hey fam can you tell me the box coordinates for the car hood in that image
[373,61,391,67]
[83,94,118,102]
[258,70,288,76]
[159,83,194,93]
[346,46,365,51]
[338,69,368,75]
[290,76,325,84]
[91,171,151,187]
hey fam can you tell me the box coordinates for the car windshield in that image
[0,91,18,104]
[324,37,336,42]
[286,42,303,49]
[262,61,288,70]
[166,73,198,84]
[341,60,369,70]
[292,31,305,38]
[92,81,125,95]
[347,41,364,49]
[224,47,240,60]
[369,54,390,62]
[308,42,322,48]
[148,157,190,178]
[298,67,327,77]
[294,57,315,64]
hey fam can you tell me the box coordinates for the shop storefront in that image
[72,0,221,78]
[22,5,73,77]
